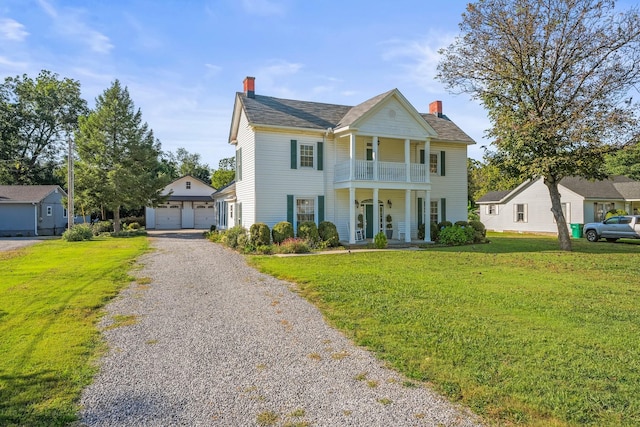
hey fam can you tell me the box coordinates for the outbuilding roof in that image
[0,185,66,203]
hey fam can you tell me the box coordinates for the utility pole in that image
[67,135,74,230]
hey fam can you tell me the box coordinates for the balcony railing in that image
[334,160,428,183]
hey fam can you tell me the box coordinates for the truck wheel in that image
[585,229,599,242]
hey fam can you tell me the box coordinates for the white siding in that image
[235,111,256,227]
[161,176,213,197]
[429,143,468,224]
[358,99,429,139]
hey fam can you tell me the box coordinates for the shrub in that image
[277,238,310,254]
[418,223,425,240]
[439,225,474,246]
[605,208,627,219]
[255,245,273,255]
[373,232,388,249]
[126,222,141,230]
[121,215,145,228]
[62,224,93,241]
[430,222,439,242]
[272,221,294,244]
[454,220,469,228]
[206,230,223,242]
[110,229,147,238]
[297,221,320,244]
[468,220,487,243]
[92,220,113,234]
[250,222,271,246]
[318,221,340,247]
[437,220,452,230]
[222,225,247,249]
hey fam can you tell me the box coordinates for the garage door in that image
[194,204,215,229]
[155,205,181,229]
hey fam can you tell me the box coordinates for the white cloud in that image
[0,18,29,41]
[0,55,29,72]
[255,59,303,97]
[381,32,456,93]
[241,0,286,16]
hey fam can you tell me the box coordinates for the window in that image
[300,144,314,168]
[63,208,68,218]
[366,143,373,161]
[430,200,439,223]
[594,202,614,222]
[216,201,227,228]
[46,206,52,216]
[430,153,438,174]
[515,204,527,222]
[296,198,315,223]
[186,181,191,189]
[487,204,497,215]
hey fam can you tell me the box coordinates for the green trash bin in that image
[570,223,583,238]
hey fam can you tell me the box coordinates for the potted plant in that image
[385,214,393,239]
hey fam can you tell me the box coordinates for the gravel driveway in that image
[79,233,482,426]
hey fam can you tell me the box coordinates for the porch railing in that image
[334,160,428,183]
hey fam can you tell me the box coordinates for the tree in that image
[468,157,520,203]
[164,147,211,182]
[75,80,170,232]
[438,0,640,250]
[605,142,640,180]
[210,157,235,189]
[0,70,87,184]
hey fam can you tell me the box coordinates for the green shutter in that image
[287,195,294,224]
[441,198,446,221]
[317,141,323,171]
[418,197,423,227]
[236,147,242,181]
[440,151,445,176]
[419,149,425,164]
[318,195,324,223]
[290,140,297,169]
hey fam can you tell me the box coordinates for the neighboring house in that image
[145,175,216,230]
[477,176,640,234]
[214,77,474,243]
[0,185,69,236]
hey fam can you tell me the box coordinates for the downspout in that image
[32,203,38,236]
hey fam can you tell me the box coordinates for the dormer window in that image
[186,181,191,189]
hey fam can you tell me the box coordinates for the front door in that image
[365,204,374,238]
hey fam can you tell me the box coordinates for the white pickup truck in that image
[583,215,640,242]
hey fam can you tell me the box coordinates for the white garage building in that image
[146,175,216,230]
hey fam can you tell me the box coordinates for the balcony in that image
[334,160,428,183]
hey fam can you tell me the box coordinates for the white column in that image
[425,190,431,242]
[349,187,356,244]
[372,136,378,181]
[404,189,411,242]
[349,133,356,181]
[404,138,410,182]
[373,188,379,237]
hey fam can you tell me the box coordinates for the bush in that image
[62,224,93,241]
[468,220,487,243]
[318,221,340,247]
[92,220,113,234]
[250,222,271,246]
[206,230,223,242]
[373,232,388,249]
[430,222,439,242]
[297,221,320,244]
[277,238,310,254]
[418,223,425,240]
[110,229,147,238]
[121,215,145,228]
[221,225,247,249]
[437,220,452,230]
[454,220,469,228]
[272,221,294,244]
[438,225,475,246]
[605,208,627,219]
[126,222,141,230]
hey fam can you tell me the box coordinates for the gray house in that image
[0,185,69,236]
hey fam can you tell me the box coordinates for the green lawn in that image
[0,237,149,426]
[250,234,640,426]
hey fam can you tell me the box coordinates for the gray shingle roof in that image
[238,91,475,144]
[560,176,639,199]
[0,185,65,203]
[477,190,512,203]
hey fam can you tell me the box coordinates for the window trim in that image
[514,203,528,223]
[46,206,52,216]
[186,181,191,189]
[429,153,438,174]
[299,143,315,168]
[430,200,439,224]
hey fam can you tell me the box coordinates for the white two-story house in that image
[216,77,474,244]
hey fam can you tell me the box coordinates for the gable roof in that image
[477,175,640,204]
[0,185,66,204]
[230,89,475,145]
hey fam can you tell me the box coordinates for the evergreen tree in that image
[75,80,170,232]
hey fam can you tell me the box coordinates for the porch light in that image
[387,200,392,208]
[355,200,359,208]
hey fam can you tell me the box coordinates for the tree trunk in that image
[544,178,572,251]
[113,206,121,233]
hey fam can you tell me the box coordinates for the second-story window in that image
[300,144,314,168]
[430,153,438,174]
[186,181,191,189]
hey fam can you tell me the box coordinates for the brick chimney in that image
[243,76,255,98]
[429,100,443,117]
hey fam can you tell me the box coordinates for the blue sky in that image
[3,0,630,170]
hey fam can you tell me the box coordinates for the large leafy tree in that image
[438,0,640,250]
[468,157,520,203]
[210,156,235,190]
[164,147,211,182]
[0,70,87,185]
[605,142,640,180]
[75,80,170,232]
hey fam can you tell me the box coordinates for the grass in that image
[249,233,640,426]
[0,237,149,426]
